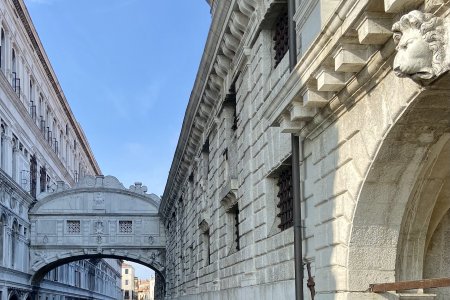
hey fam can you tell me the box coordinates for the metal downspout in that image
[288,1,304,300]
[292,135,304,300]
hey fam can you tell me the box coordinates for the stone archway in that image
[28,175,166,286]
[347,86,450,298]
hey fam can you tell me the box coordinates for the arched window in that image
[11,219,18,268]
[0,29,5,71]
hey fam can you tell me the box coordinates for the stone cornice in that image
[161,0,232,219]
[262,0,450,138]
[11,0,101,175]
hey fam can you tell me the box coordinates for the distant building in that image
[122,263,137,300]
[137,278,155,300]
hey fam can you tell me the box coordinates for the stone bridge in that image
[28,175,166,286]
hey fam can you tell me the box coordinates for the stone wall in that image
[162,0,450,299]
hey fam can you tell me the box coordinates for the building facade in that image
[161,0,450,299]
[0,0,121,299]
[122,263,137,300]
[136,278,155,300]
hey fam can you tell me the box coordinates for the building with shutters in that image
[161,0,450,299]
[0,0,121,300]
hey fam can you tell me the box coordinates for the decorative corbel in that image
[237,0,256,17]
[214,55,231,79]
[224,33,240,54]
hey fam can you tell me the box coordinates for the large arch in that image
[29,175,166,286]
[347,80,450,298]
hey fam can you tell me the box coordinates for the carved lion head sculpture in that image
[392,10,446,81]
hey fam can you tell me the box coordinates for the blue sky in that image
[24,0,211,279]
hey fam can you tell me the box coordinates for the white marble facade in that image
[0,0,121,300]
[162,0,450,299]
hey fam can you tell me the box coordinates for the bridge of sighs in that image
[28,175,166,286]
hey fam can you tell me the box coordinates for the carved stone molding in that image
[392,10,448,83]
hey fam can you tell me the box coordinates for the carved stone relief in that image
[392,10,449,83]
[93,192,105,209]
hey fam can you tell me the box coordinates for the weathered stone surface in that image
[161,2,450,300]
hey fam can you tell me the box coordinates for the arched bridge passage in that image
[28,175,166,286]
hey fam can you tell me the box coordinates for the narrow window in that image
[39,97,45,133]
[39,166,46,192]
[29,79,36,121]
[277,167,293,231]
[11,49,20,95]
[273,8,289,68]
[202,138,210,180]
[11,135,17,181]
[230,203,240,251]
[223,148,229,180]
[203,229,211,266]
[11,220,18,267]
[30,155,37,198]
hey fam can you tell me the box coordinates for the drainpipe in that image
[288,1,304,300]
[292,135,304,300]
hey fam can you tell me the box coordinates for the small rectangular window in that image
[67,220,81,234]
[277,167,293,231]
[119,221,133,233]
[230,203,240,251]
[273,8,289,68]
[203,229,211,266]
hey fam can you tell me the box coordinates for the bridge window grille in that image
[67,220,81,234]
[119,221,133,233]
[273,9,289,69]
[277,168,293,231]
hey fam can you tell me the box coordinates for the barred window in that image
[203,229,211,266]
[230,203,240,252]
[67,220,81,234]
[277,168,293,231]
[119,221,133,233]
[273,9,289,69]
